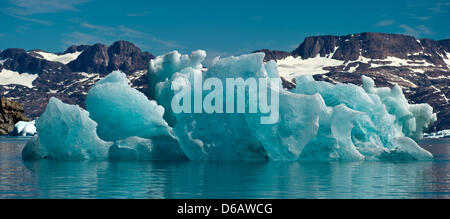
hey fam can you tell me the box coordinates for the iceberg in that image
[290,74,436,160]
[22,97,111,160]
[23,72,187,161]
[149,51,435,161]
[148,50,206,126]
[151,52,271,160]
[86,71,172,141]
[85,71,187,160]
[13,120,37,136]
[22,50,437,161]
[379,137,434,161]
[361,76,436,141]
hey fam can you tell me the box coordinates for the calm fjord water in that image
[0,137,448,199]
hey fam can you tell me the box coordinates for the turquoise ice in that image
[150,51,435,161]
[22,51,436,161]
[86,71,172,141]
[23,72,187,161]
[22,97,111,160]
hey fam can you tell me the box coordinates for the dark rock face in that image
[68,41,154,74]
[292,35,341,59]
[252,49,291,62]
[107,41,155,73]
[439,39,450,51]
[258,32,450,131]
[68,43,110,74]
[0,98,30,135]
[64,45,91,54]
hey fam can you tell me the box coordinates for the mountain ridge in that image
[255,32,450,62]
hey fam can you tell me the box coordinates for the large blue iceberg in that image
[22,50,437,161]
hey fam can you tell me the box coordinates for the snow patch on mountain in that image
[276,55,345,80]
[0,58,8,65]
[34,51,82,64]
[0,69,38,88]
[348,64,359,73]
[442,52,450,69]
[369,56,434,68]
[275,52,445,81]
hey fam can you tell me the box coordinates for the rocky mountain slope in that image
[0,40,152,118]
[255,32,450,131]
[0,98,29,135]
[0,33,449,131]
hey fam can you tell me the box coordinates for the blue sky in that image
[0,0,449,56]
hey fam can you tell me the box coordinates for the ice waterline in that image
[22,50,436,161]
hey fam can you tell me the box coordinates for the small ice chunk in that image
[13,120,36,136]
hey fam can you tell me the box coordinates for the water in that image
[0,137,448,199]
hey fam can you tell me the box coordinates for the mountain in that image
[68,41,154,74]
[0,33,449,131]
[0,40,152,118]
[254,32,450,131]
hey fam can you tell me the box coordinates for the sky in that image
[0,0,449,57]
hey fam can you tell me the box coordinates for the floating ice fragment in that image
[13,120,36,136]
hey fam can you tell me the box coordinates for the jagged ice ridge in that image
[23,50,437,161]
